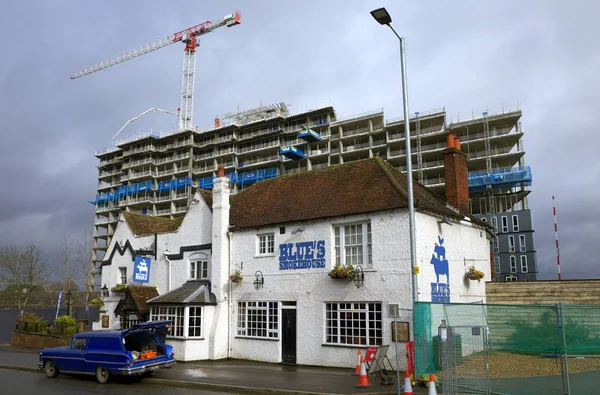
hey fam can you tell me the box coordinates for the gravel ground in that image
[441,351,600,378]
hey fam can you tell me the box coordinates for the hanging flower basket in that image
[465,266,485,282]
[90,298,104,307]
[111,284,128,294]
[230,270,243,283]
[328,264,355,280]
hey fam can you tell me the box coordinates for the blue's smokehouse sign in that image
[279,240,326,270]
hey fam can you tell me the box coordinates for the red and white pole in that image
[553,196,561,280]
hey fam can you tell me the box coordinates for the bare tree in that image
[0,244,49,309]
[58,232,95,316]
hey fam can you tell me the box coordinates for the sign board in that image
[391,322,410,342]
[278,240,326,270]
[365,346,378,362]
[367,345,389,374]
[133,256,151,283]
[102,315,109,328]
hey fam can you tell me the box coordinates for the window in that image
[257,233,275,255]
[188,306,202,337]
[501,216,508,233]
[237,301,279,339]
[493,237,499,253]
[519,235,526,252]
[505,275,518,282]
[520,255,528,273]
[491,217,498,234]
[494,256,501,274]
[119,267,127,285]
[334,222,372,268]
[325,302,382,346]
[510,256,517,273]
[190,260,208,280]
[508,236,515,253]
[512,215,519,232]
[72,338,87,351]
[150,306,185,338]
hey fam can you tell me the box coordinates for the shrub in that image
[328,264,355,279]
[16,312,48,333]
[54,315,78,336]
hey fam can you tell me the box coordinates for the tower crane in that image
[70,12,241,131]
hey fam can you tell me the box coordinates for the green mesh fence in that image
[414,302,600,378]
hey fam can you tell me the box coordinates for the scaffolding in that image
[416,112,424,184]
[482,112,496,214]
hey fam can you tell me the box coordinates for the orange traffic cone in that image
[355,355,372,388]
[403,370,413,395]
[353,349,362,376]
[428,372,438,395]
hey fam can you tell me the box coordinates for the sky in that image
[0,0,598,280]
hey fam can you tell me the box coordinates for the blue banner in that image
[133,256,151,283]
[55,289,63,321]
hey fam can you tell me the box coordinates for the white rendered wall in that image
[229,209,490,369]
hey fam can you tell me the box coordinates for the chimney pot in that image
[454,137,461,151]
[217,164,225,177]
[446,133,455,149]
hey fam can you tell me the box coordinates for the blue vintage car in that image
[38,320,176,384]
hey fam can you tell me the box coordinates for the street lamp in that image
[371,9,418,395]
[370,7,418,304]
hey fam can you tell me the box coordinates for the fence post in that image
[558,303,571,395]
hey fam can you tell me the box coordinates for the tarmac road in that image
[1,369,230,395]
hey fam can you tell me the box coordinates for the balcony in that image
[156,194,171,202]
[310,148,329,156]
[174,205,187,213]
[156,156,174,164]
[123,144,157,156]
[284,166,308,175]
[238,155,278,169]
[341,126,370,138]
[342,142,370,153]
[156,168,174,177]
[193,139,216,149]
[128,195,156,204]
[238,140,279,154]
[173,152,191,161]
[156,207,172,216]
[129,169,154,180]
[174,165,190,173]
[173,192,188,200]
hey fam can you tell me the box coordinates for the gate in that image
[440,324,490,395]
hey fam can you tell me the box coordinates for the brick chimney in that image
[444,132,470,216]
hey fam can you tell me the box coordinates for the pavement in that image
[0,345,429,394]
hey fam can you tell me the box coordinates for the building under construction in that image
[91,103,535,281]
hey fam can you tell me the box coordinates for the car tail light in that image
[170,351,175,358]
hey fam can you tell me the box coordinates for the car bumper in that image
[37,361,43,370]
[116,359,176,376]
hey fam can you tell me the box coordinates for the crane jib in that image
[172,21,212,42]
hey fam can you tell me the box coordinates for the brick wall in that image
[486,280,600,305]
[11,331,71,349]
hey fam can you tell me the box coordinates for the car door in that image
[63,337,87,372]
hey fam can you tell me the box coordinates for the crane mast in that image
[70,12,241,131]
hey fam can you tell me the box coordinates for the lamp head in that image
[370,7,392,25]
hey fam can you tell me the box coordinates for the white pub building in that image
[94,136,491,368]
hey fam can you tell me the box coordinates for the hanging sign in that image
[133,256,151,283]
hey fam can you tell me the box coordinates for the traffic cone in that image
[353,349,362,376]
[355,355,372,388]
[428,372,438,395]
[403,370,413,395]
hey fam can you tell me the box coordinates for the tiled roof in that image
[147,280,217,305]
[197,189,213,210]
[123,212,183,237]
[127,285,159,314]
[230,157,462,229]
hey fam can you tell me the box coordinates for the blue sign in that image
[279,240,326,270]
[133,256,151,283]
[430,236,450,302]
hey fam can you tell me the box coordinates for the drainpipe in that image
[226,231,233,359]
[164,250,172,292]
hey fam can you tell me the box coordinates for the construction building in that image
[91,103,535,281]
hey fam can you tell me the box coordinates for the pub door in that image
[282,308,297,364]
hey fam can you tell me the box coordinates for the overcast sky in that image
[0,0,598,280]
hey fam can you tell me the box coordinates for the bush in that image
[54,315,78,336]
[15,312,48,333]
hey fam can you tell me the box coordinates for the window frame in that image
[236,301,279,339]
[493,237,499,253]
[118,267,127,285]
[501,216,508,233]
[150,306,186,338]
[520,255,528,273]
[324,302,383,347]
[508,235,515,253]
[494,256,501,274]
[519,235,526,252]
[334,222,373,268]
[257,233,275,256]
[512,215,519,232]
[187,306,203,338]
[510,256,517,273]
[491,217,498,234]
[190,259,209,280]
[505,275,518,282]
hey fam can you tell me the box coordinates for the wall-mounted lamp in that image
[353,265,365,288]
[253,271,264,290]
[101,284,109,297]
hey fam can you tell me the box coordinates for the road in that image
[0,369,229,395]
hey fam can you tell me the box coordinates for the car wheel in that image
[44,360,59,378]
[96,366,110,384]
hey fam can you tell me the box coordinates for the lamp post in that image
[370,7,418,303]
[371,9,418,395]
